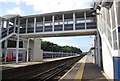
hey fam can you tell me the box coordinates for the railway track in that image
[2,55,85,81]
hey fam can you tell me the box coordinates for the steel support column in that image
[52,15,55,32]
[97,32,101,67]
[73,13,75,30]
[0,20,2,39]
[16,20,20,63]
[6,20,9,35]
[95,36,98,65]
[62,14,64,31]
[16,36,19,63]
[4,40,8,63]
[18,20,20,34]
[26,39,29,62]
[0,46,1,57]
[0,20,3,61]
[43,17,45,32]
[34,17,36,33]
[14,18,17,33]
[84,12,87,29]
[26,18,28,33]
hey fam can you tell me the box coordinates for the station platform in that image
[0,55,79,70]
[59,55,109,81]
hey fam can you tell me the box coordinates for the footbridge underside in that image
[19,30,97,38]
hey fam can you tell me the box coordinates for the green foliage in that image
[2,40,23,48]
[41,41,82,53]
[2,40,82,53]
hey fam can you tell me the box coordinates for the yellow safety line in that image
[74,55,87,81]
[101,71,111,81]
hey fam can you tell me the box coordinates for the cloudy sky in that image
[0,0,95,52]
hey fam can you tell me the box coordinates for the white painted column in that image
[0,20,3,61]
[26,39,29,62]
[3,20,7,63]
[43,17,45,32]
[0,20,2,39]
[0,43,2,62]
[84,12,87,29]
[22,41,27,62]
[14,18,17,33]
[52,15,55,32]
[18,20,20,34]
[73,13,75,30]
[95,36,98,65]
[32,38,43,61]
[34,17,36,33]
[95,47,98,65]
[16,20,20,63]
[114,1,119,56]
[62,14,65,31]
[4,40,8,63]
[16,36,19,63]
[6,20,9,35]
[97,32,101,67]
[26,18,28,33]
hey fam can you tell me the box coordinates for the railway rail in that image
[2,55,85,81]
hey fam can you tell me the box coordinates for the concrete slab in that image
[59,55,108,81]
[82,55,107,81]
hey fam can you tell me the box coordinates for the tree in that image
[41,41,82,53]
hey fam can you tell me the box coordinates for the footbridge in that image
[0,8,97,41]
[0,0,120,80]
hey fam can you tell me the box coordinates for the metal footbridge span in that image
[0,8,97,42]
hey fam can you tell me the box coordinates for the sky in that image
[0,0,95,52]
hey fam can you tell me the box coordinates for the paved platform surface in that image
[0,55,79,70]
[60,55,108,81]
